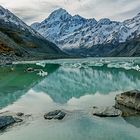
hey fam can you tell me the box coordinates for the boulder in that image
[115,90,140,111]
[16,112,24,117]
[93,106,121,117]
[115,103,140,117]
[0,116,16,130]
[44,110,66,120]
[26,68,34,72]
[14,117,23,123]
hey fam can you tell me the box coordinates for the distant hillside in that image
[0,6,67,64]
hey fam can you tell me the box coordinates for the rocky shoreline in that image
[0,90,140,132]
[0,54,14,66]
[0,54,45,67]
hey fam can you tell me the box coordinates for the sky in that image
[0,0,140,25]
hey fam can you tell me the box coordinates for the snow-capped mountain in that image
[124,13,140,39]
[31,8,140,52]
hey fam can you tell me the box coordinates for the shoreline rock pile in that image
[0,90,140,132]
[115,90,140,111]
[115,90,140,117]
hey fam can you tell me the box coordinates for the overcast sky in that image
[0,0,140,25]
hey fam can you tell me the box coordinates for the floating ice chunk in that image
[87,61,104,67]
[37,70,48,77]
[36,62,46,67]
[107,62,140,72]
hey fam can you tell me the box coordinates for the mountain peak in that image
[53,8,67,14]
[73,14,84,19]
[98,18,111,25]
[47,8,71,22]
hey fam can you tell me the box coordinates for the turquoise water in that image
[0,58,140,140]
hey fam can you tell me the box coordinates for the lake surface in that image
[0,57,140,140]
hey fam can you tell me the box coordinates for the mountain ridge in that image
[0,6,67,65]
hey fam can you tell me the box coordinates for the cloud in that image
[0,0,140,24]
[112,4,140,21]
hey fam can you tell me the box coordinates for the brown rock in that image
[115,90,140,111]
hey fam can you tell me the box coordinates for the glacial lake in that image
[0,57,140,140]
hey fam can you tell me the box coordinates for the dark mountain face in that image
[65,38,140,57]
[0,6,66,64]
[0,22,65,58]
[108,37,140,57]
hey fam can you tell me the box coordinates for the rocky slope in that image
[0,6,66,65]
[107,37,140,57]
[31,8,140,57]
